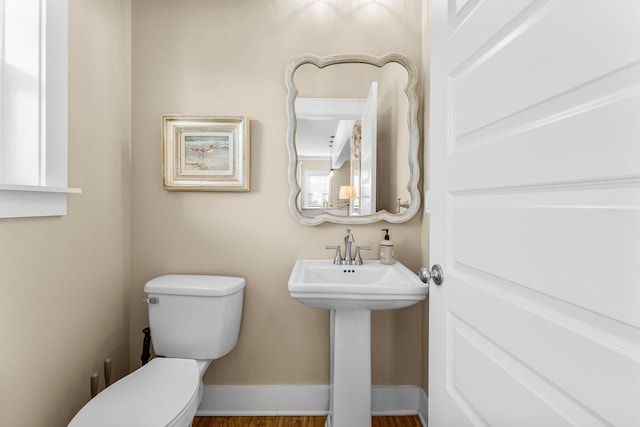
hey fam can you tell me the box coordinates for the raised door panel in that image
[429,0,640,425]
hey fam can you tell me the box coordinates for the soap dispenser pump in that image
[380,229,394,265]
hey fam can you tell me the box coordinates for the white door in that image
[358,82,377,216]
[428,1,640,426]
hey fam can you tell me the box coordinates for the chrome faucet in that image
[325,229,359,265]
[343,229,355,265]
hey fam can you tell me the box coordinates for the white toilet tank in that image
[144,274,245,360]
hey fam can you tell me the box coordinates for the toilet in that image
[69,274,245,427]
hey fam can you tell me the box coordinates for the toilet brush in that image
[104,358,112,388]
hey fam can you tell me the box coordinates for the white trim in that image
[0,191,68,218]
[418,386,429,426]
[0,184,81,193]
[0,185,81,219]
[0,0,73,218]
[197,385,427,425]
[198,385,329,416]
[370,386,421,416]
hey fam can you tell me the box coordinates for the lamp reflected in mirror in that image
[339,185,358,216]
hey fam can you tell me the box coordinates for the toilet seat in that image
[68,358,201,427]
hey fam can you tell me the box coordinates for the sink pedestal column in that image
[328,309,371,427]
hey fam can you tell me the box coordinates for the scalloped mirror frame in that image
[285,53,421,225]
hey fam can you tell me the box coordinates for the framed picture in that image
[162,115,250,191]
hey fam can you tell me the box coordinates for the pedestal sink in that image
[288,259,428,427]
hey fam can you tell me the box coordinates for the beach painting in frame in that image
[181,132,234,176]
[162,115,250,191]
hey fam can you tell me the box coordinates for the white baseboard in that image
[198,385,330,416]
[418,386,428,426]
[197,385,428,425]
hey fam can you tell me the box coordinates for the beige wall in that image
[0,1,132,426]
[131,0,425,386]
[0,2,428,425]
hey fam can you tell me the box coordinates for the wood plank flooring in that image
[193,415,423,427]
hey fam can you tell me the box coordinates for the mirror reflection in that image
[286,54,420,225]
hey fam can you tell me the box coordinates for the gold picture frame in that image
[162,115,250,191]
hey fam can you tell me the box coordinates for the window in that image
[304,170,331,209]
[0,0,77,218]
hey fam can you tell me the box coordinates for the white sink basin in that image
[288,259,428,310]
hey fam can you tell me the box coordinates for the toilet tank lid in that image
[145,274,245,296]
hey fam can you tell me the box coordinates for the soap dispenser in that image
[379,229,394,265]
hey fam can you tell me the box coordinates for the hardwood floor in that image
[192,415,423,427]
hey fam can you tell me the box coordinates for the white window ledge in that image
[0,185,82,218]
[0,184,82,194]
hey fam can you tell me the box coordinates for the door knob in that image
[419,264,444,286]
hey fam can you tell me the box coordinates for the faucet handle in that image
[325,245,343,264]
[354,246,371,265]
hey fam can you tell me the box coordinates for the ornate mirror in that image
[285,53,420,225]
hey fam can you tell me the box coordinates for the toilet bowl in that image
[69,274,245,427]
[69,358,201,427]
